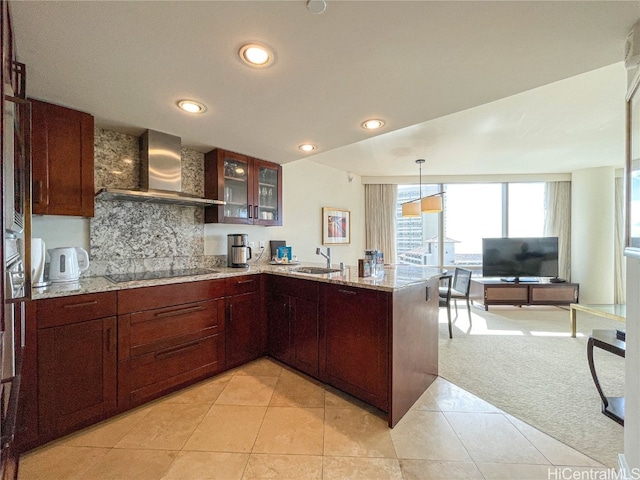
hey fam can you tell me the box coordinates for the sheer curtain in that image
[614,177,626,303]
[365,184,398,264]
[543,181,571,280]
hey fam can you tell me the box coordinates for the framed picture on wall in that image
[322,208,350,245]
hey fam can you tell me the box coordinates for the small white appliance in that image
[21,237,49,288]
[48,247,89,283]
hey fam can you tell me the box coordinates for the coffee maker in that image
[227,234,252,268]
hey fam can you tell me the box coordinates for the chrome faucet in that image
[316,247,331,268]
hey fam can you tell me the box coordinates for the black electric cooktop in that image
[104,268,219,284]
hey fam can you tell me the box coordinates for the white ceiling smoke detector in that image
[307,0,326,14]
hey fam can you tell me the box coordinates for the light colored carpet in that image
[438,303,624,468]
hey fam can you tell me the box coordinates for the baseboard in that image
[619,453,633,480]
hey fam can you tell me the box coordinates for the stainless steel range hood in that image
[95,130,224,207]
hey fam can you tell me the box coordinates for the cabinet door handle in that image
[105,327,115,352]
[228,304,233,322]
[63,300,98,309]
[254,206,258,219]
[33,180,43,205]
[154,305,206,318]
[248,205,253,218]
[154,340,201,360]
[337,289,356,295]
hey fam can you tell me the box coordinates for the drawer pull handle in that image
[236,279,254,285]
[337,289,356,295]
[64,300,98,309]
[155,340,201,360]
[154,305,206,318]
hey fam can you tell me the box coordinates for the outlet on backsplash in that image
[259,240,265,249]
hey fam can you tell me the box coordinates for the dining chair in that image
[438,273,453,338]
[451,267,472,325]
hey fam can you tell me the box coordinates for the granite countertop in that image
[31,263,442,300]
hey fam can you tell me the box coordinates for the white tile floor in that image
[18,357,612,480]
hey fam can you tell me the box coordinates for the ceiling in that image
[10,1,640,178]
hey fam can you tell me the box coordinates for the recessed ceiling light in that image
[298,144,317,153]
[239,43,274,68]
[362,119,385,130]
[177,100,207,114]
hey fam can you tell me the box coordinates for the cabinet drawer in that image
[124,333,223,403]
[118,279,225,314]
[125,299,223,357]
[484,286,528,302]
[36,292,117,329]
[225,275,259,296]
[530,285,578,303]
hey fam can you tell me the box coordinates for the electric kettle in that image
[48,247,89,283]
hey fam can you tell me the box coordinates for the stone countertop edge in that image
[31,264,442,300]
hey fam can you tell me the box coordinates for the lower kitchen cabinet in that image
[34,292,118,442]
[266,276,319,377]
[320,283,390,412]
[225,275,264,369]
[117,280,226,409]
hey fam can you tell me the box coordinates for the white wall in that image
[625,254,640,474]
[203,159,366,266]
[571,167,615,304]
[32,215,90,252]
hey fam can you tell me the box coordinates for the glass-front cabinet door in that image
[204,149,282,226]
[222,152,250,223]
[254,159,282,226]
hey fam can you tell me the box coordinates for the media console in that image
[469,278,579,311]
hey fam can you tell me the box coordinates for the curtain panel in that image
[614,177,626,304]
[365,184,398,264]
[543,181,571,280]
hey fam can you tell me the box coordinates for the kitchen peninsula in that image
[22,264,440,451]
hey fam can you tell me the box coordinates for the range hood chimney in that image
[95,130,224,207]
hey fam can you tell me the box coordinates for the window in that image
[395,182,546,269]
[444,184,502,268]
[396,184,440,265]
[508,183,545,237]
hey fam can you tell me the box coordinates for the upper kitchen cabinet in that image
[204,148,282,226]
[30,99,95,217]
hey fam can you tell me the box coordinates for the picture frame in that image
[322,207,350,245]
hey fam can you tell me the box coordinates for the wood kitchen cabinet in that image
[319,283,390,412]
[204,148,282,226]
[35,292,117,441]
[225,275,265,369]
[266,276,319,377]
[30,98,95,217]
[117,280,226,409]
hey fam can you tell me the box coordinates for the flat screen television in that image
[482,237,559,281]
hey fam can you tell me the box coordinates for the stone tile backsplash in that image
[86,128,223,276]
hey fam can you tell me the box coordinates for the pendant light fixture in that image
[401,158,444,217]
[421,192,443,213]
[401,159,425,217]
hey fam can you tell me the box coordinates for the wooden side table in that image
[587,329,625,425]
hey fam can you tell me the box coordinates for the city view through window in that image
[396,183,545,271]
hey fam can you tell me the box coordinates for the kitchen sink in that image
[292,267,342,275]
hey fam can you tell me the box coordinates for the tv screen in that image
[482,237,559,279]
